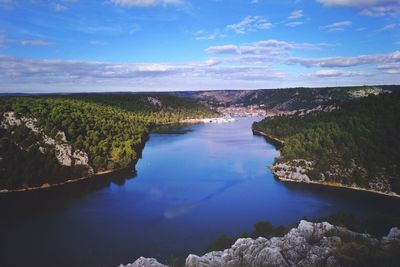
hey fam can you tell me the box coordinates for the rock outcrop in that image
[270,160,313,183]
[270,157,399,197]
[349,87,389,98]
[1,112,93,173]
[120,221,400,267]
[119,257,168,267]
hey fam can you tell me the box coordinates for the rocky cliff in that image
[120,220,400,267]
[1,111,93,172]
[270,159,400,198]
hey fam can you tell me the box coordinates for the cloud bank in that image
[318,0,400,16]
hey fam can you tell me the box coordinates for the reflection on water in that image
[1,117,399,267]
[0,168,136,220]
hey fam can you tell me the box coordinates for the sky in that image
[0,0,399,93]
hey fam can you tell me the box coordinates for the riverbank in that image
[0,116,226,194]
[0,165,136,194]
[253,120,400,198]
[251,128,285,148]
[266,149,400,199]
[0,131,149,194]
[0,114,226,194]
[272,169,400,199]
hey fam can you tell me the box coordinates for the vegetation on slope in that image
[207,221,291,253]
[253,92,400,194]
[208,212,400,267]
[0,94,217,190]
[173,85,398,111]
[67,93,215,120]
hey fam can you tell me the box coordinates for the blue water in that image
[1,117,399,267]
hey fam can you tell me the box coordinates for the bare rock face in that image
[349,87,389,98]
[1,112,93,172]
[185,220,339,267]
[146,96,162,107]
[119,257,168,267]
[383,227,400,241]
[270,160,313,183]
[121,221,400,267]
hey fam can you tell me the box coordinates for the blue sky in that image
[0,0,399,92]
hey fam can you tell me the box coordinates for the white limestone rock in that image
[146,96,162,107]
[119,257,168,267]
[271,160,313,183]
[2,112,22,128]
[55,143,73,166]
[383,227,400,241]
[2,112,93,171]
[185,221,341,267]
[123,221,400,267]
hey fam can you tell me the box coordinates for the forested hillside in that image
[253,92,400,195]
[173,85,397,111]
[0,94,217,190]
[67,93,215,120]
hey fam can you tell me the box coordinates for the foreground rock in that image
[120,221,400,267]
[119,257,167,267]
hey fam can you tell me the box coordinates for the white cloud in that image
[0,56,179,80]
[286,21,304,27]
[311,69,366,77]
[227,16,272,34]
[194,30,226,41]
[206,45,239,54]
[206,39,334,55]
[0,34,54,47]
[317,0,400,16]
[288,10,303,19]
[377,23,398,32]
[53,3,68,12]
[286,51,400,68]
[0,56,290,92]
[1,54,398,92]
[321,21,352,31]
[377,63,400,74]
[109,0,183,7]
[89,40,108,46]
[20,39,54,46]
[206,40,400,69]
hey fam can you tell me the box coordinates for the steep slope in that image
[0,94,217,191]
[253,92,400,196]
[171,85,395,111]
[121,220,400,267]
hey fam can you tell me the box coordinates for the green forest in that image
[253,92,400,194]
[0,94,217,190]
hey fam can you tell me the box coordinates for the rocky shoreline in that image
[270,160,400,199]
[251,125,400,199]
[120,220,400,267]
[251,128,285,147]
[0,166,135,193]
[0,114,219,194]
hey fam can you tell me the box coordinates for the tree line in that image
[253,92,400,193]
[0,94,217,189]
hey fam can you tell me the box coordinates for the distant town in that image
[216,105,270,117]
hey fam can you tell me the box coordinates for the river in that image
[1,117,399,267]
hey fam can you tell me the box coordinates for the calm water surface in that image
[1,117,399,267]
